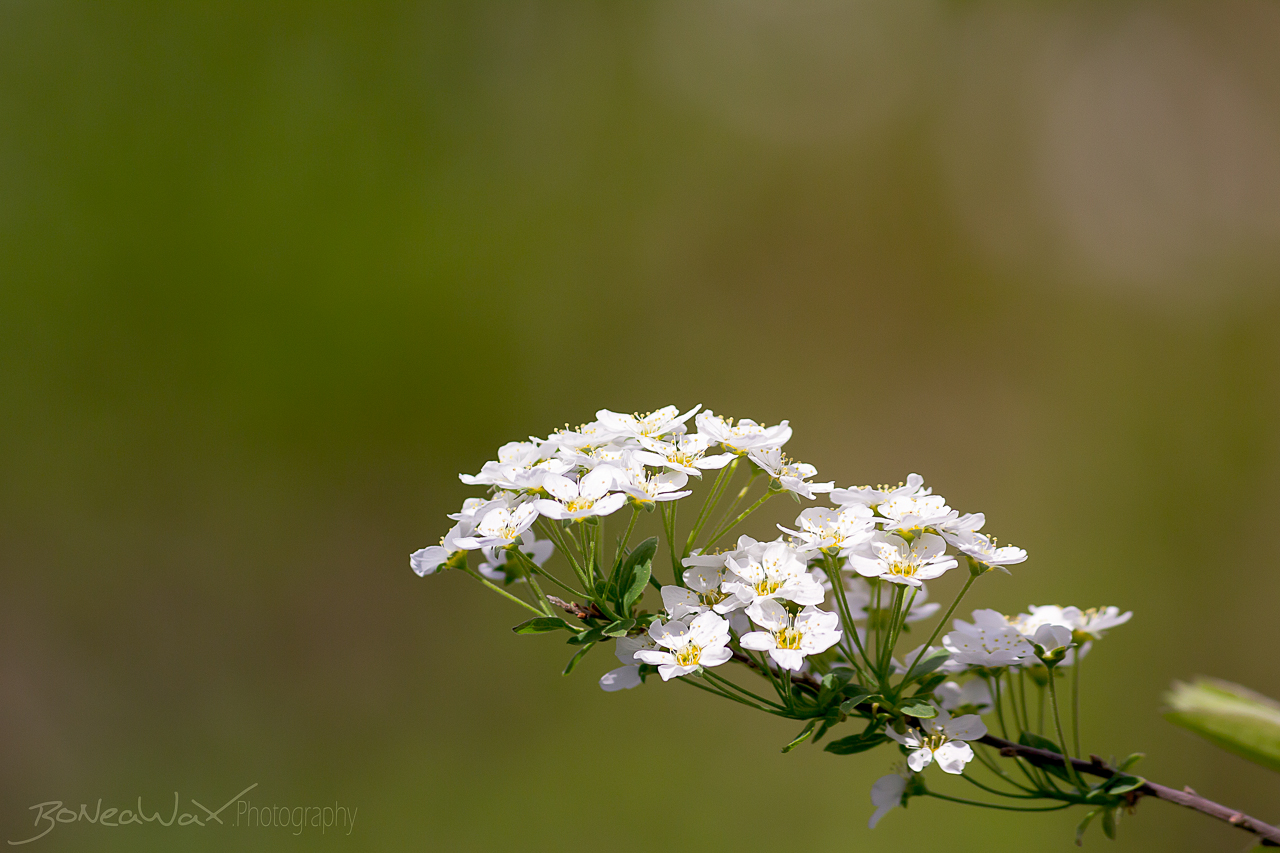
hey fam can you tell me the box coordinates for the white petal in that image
[409,546,450,576]
[599,665,642,692]
[541,473,579,501]
[934,741,974,774]
[906,747,933,772]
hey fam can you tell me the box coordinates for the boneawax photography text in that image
[8,783,357,844]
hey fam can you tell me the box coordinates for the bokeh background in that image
[2,2,1279,850]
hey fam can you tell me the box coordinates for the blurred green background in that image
[2,2,1279,850]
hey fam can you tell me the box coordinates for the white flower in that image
[411,498,500,575]
[943,609,1035,667]
[740,599,842,671]
[937,679,994,714]
[660,564,737,620]
[848,532,957,588]
[779,506,875,553]
[830,474,926,510]
[1009,605,1072,638]
[958,533,1027,572]
[477,537,555,583]
[410,545,453,577]
[747,447,833,499]
[939,511,986,547]
[534,467,628,521]
[876,493,958,534]
[846,578,941,626]
[544,421,613,454]
[596,405,700,442]
[459,441,571,491]
[723,541,826,609]
[869,768,911,829]
[633,432,735,476]
[634,612,733,680]
[599,635,657,692]
[887,709,987,774]
[1071,606,1132,640]
[695,411,792,454]
[614,465,692,506]
[453,502,539,549]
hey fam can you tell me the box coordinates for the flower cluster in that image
[413,405,1136,839]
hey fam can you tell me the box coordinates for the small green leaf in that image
[617,537,657,611]
[567,626,606,645]
[603,618,636,638]
[1106,774,1145,795]
[1165,678,1280,773]
[824,732,889,755]
[781,721,817,753]
[900,702,937,719]
[563,642,595,675]
[1018,731,1062,754]
[819,670,853,702]
[512,617,572,635]
[1101,807,1118,840]
[812,718,835,743]
[840,693,873,715]
[1075,807,1102,846]
[1117,752,1145,772]
[904,647,952,682]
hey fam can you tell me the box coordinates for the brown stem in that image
[980,733,1280,847]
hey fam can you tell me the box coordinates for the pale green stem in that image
[463,567,546,617]
[1072,652,1082,758]
[704,670,787,710]
[924,792,1071,813]
[702,481,770,551]
[1047,665,1088,791]
[615,507,639,571]
[905,573,978,677]
[683,458,737,557]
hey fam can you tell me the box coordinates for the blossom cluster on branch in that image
[413,405,1152,841]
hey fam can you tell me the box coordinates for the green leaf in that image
[1106,774,1145,795]
[512,617,572,635]
[781,721,817,753]
[1101,807,1118,840]
[1018,731,1062,754]
[1117,752,1145,772]
[603,618,636,638]
[819,670,853,702]
[824,732,889,755]
[812,718,835,744]
[840,693,873,715]
[567,626,606,645]
[904,647,952,683]
[1018,731,1073,783]
[1076,807,1103,846]
[900,702,937,719]
[1165,678,1280,773]
[563,642,595,675]
[615,537,657,611]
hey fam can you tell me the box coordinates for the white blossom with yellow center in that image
[848,532,957,588]
[533,467,628,521]
[694,410,792,454]
[633,612,733,681]
[740,599,842,671]
[722,541,825,610]
[747,447,833,499]
[886,709,987,774]
[633,432,735,476]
